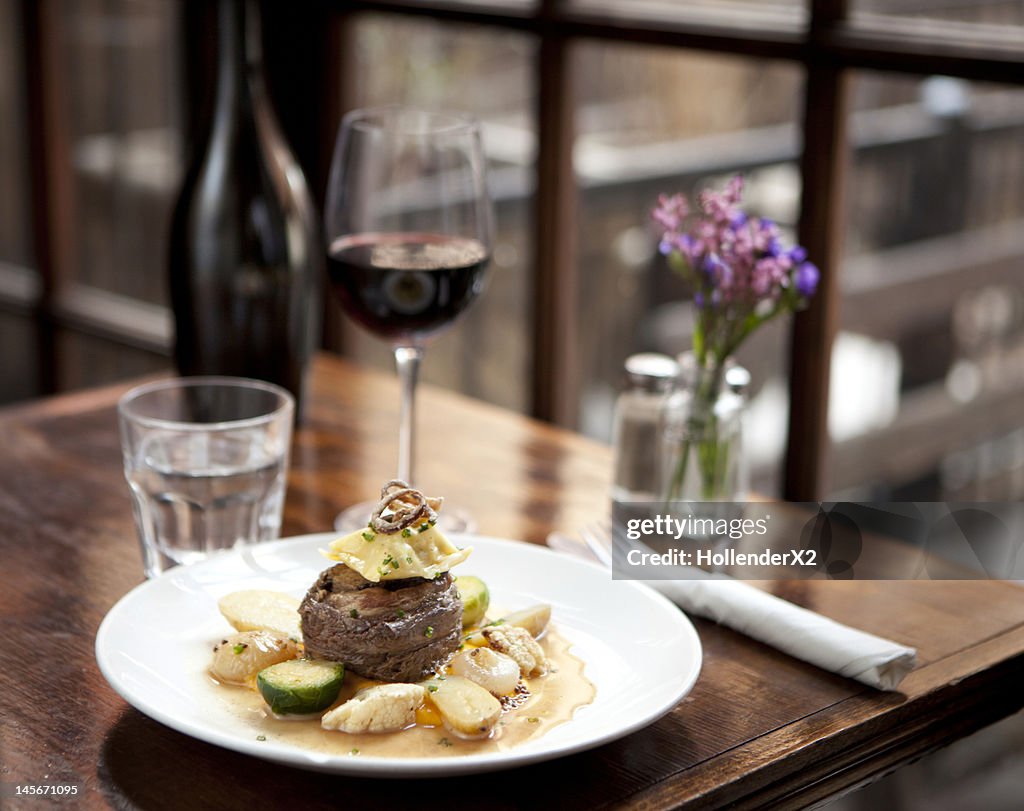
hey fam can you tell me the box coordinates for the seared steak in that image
[300,564,462,681]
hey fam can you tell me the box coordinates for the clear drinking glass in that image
[324,107,494,532]
[118,377,294,578]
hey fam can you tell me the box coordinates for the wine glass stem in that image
[394,345,424,485]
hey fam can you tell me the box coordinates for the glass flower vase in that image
[660,352,748,504]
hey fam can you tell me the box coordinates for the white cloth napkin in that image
[547,533,917,690]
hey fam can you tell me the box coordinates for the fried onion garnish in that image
[370,480,443,533]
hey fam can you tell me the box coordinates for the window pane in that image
[59,0,183,306]
[853,0,1024,28]
[831,72,1024,499]
[378,0,532,10]
[56,329,165,391]
[0,0,33,268]
[339,14,535,413]
[0,313,40,403]
[573,42,803,496]
[568,0,806,22]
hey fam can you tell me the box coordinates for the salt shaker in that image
[611,353,680,508]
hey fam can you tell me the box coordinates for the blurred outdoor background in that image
[1,0,1023,505]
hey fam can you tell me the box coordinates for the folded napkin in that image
[547,533,917,691]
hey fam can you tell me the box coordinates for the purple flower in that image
[751,257,776,297]
[699,175,745,224]
[652,193,689,233]
[676,233,698,261]
[795,262,819,297]
[653,174,817,360]
[723,174,744,205]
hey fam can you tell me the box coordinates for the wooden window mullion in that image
[531,0,579,426]
[784,0,850,500]
[20,0,77,395]
[318,13,359,356]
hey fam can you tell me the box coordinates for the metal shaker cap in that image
[623,353,680,393]
[725,364,751,395]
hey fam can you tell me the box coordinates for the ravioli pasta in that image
[324,525,471,583]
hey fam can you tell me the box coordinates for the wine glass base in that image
[333,501,478,535]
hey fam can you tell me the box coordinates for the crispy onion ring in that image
[379,480,442,512]
[370,481,441,534]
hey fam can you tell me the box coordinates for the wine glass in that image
[324,107,494,533]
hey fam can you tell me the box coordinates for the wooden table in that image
[2,354,1023,809]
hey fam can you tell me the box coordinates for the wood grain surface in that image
[1,353,1022,810]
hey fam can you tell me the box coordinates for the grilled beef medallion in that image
[300,563,462,682]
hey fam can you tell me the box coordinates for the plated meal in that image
[96,498,701,776]
[206,481,595,756]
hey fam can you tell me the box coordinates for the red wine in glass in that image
[324,107,494,533]
[327,232,490,342]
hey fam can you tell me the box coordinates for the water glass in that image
[118,377,294,578]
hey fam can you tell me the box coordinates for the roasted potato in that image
[218,590,302,641]
[501,604,551,638]
[210,630,299,685]
[421,675,502,739]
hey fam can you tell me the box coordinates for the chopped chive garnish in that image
[256,734,267,741]
[233,643,247,655]
[439,737,452,747]
[427,684,438,693]
[396,609,406,618]
[425,626,435,638]
[402,528,413,538]
[362,530,375,541]
[349,608,359,618]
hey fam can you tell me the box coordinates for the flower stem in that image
[665,356,728,502]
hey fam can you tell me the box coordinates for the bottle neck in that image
[214,0,265,123]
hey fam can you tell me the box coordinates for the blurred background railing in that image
[1,0,1023,503]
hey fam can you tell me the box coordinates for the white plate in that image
[96,533,702,777]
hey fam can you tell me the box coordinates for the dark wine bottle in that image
[168,0,321,419]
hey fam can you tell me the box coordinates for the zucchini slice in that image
[455,575,490,628]
[257,659,345,716]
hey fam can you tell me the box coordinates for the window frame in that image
[11,0,1024,499]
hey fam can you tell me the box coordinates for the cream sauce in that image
[214,628,595,758]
